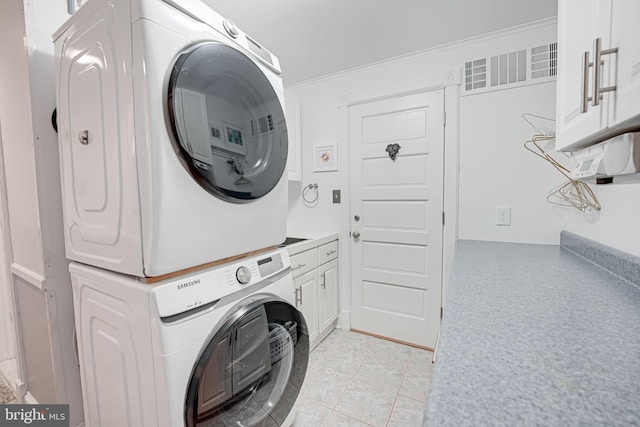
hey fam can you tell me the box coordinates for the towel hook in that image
[302,183,319,204]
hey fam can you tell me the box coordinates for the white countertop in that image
[281,232,339,255]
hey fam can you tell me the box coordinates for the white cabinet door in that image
[556,0,613,151]
[609,0,640,126]
[284,90,301,181]
[294,270,318,345]
[318,259,338,333]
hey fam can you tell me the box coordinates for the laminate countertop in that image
[424,232,640,426]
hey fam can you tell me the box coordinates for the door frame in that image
[336,73,460,333]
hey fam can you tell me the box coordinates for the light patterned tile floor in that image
[294,329,433,427]
[0,376,16,404]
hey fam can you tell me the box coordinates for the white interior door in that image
[350,90,444,349]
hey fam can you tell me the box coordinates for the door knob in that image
[352,232,360,239]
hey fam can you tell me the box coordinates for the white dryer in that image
[70,248,308,426]
[54,0,289,277]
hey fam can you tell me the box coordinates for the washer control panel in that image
[257,253,284,277]
[154,249,290,318]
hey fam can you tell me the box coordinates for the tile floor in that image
[0,376,15,404]
[294,329,433,427]
[0,330,432,425]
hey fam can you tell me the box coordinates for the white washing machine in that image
[70,248,308,426]
[53,0,289,277]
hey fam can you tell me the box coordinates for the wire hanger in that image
[522,113,601,212]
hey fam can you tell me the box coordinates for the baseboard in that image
[24,391,38,404]
[338,309,351,330]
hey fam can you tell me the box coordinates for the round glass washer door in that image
[168,42,288,202]
[184,297,308,426]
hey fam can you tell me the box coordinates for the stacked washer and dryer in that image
[53,0,308,425]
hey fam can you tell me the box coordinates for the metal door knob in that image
[78,130,89,145]
[352,232,360,239]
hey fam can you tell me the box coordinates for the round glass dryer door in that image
[168,42,288,202]
[184,298,308,426]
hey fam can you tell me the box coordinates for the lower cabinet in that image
[318,259,338,334]
[290,239,338,350]
[294,270,319,345]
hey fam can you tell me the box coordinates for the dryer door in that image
[168,42,288,202]
[185,297,308,426]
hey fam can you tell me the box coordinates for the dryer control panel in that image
[154,249,291,318]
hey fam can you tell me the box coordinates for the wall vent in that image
[490,50,527,87]
[251,115,274,136]
[463,42,557,94]
[464,59,487,91]
[531,42,558,79]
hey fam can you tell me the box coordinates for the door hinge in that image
[440,307,443,319]
[442,211,445,226]
[443,111,447,127]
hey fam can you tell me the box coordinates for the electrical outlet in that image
[496,206,511,226]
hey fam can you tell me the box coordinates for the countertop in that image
[280,232,339,256]
[424,233,640,426]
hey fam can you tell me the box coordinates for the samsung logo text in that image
[177,279,201,290]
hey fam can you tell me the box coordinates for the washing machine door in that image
[185,296,308,426]
[168,42,287,202]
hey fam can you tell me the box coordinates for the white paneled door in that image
[350,90,444,349]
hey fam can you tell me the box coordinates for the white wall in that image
[561,185,640,256]
[0,122,17,369]
[458,81,563,244]
[0,0,84,423]
[458,76,640,256]
[286,19,558,237]
[0,0,44,277]
[285,19,559,321]
[287,16,640,263]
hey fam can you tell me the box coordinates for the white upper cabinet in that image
[556,0,640,151]
[609,0,640,126]
[285,89,302,181]
[556,0,612,151]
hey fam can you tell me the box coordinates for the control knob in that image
[223,20,240,38]
[236,266,252,285]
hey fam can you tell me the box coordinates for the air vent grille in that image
[463,42,557,94]
[490,50,527,87]
[531,42,558,79]
[251,115,274,136]
[464,59,487,91]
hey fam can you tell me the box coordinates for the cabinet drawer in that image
[317,240,338,265]
[290,249,317,278]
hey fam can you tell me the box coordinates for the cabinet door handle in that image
[592,37,618,107]
[295,287,303,306]
[321,273,326,289]
[292,263,306,271]
[326,250,336,256]
[581,50,591,113]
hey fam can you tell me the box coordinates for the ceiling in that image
[203,0,558,86]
